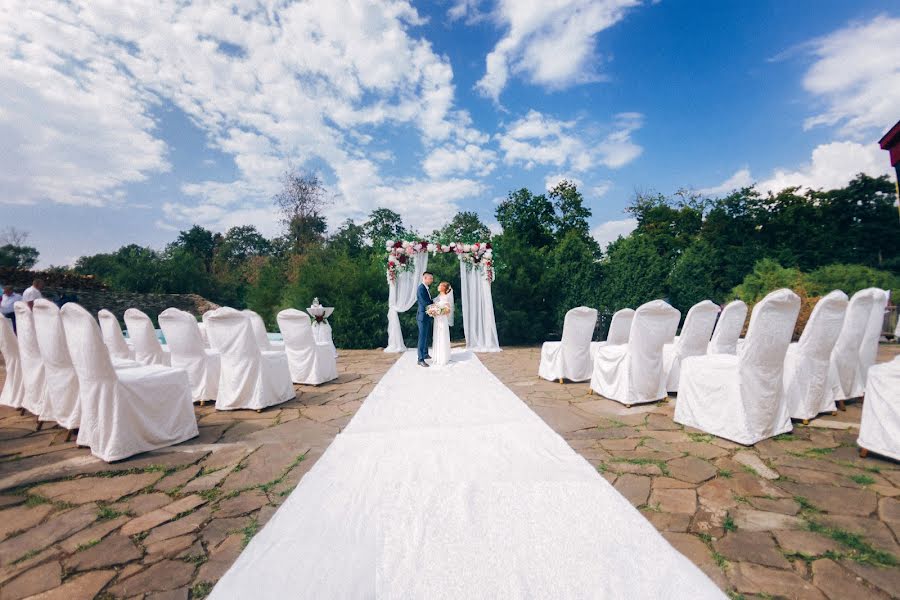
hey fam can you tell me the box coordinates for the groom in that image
[416,271,434,367]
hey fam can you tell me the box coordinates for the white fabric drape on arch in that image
[459,259,500,352]
[385,253,429,353]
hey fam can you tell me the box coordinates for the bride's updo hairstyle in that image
[438,281,452,294]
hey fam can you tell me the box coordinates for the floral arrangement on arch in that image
[385,240,494,284]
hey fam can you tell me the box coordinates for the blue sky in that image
[2,1,898,266]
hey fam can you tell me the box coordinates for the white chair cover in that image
[277,309,338,385]
[857,356,900,461]
[99,309,134,360]
[197,321,211,348]
[312,321,338,358]
[591,300,680,405]
[159,308,221,402]
[855,288,889,396]
[32,299,81,430]
[243,309,284,352]
[784,291,848,420]
[539,307,598,382]
[825,289,874,402]
[674,288,800,445]
[14,302,49,419]
[708,300,747,355]
[662,300,720,392]
[205,307,295,411]
[124,308,171,366]
[60,303,197,461]
[0,316,25,409]
[590,308,635,359]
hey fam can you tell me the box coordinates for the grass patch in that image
[258,453,307,494]
[742,465,759,477]
[597,418,627,429]
[794,496,820,514]
[596,463,608,474]
[688,433,715,443]
[240,518,260,548]
[198,488,222,503]
[697,532,712,543]
[612,457,670,477]
[24,495,50,508]
[12,549,41,565]
[807,521,898,567]
[848,474,875,486]
[723,513,736,532]
[191,581,214,599]
[717,469,733,479]
[773,433,794,442]
[183,552,207,566]
[711,550,728,569]
[639,503,662,513]
[96,505,126,521]
[75,539,101,553]
[790,447,834,459]
[732,494,750,505]
[726,591,747,600]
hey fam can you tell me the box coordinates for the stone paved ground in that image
[481,344,900,600]
[0,350,395,600]
[0,345,897,599]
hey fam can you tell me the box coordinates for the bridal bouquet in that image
[426,303,450,318]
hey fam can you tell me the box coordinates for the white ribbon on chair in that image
[385,253,428,353]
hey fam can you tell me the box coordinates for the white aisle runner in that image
[211,350,725,599]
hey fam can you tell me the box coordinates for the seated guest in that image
[22,279,44,309]
[1,283,21,333]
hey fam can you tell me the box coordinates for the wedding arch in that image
[384,240,500,353]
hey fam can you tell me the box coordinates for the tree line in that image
[11,170,900,348]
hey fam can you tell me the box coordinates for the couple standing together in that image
[416,271,454,368]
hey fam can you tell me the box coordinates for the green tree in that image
[599,235,670,310]
[547,230,603,326]
[490,233,554,343]
[364,208,408,248]
[732,258,804,303]
[329,219,367,257]
[273,169,329,253]
[432,211,491,242]
[215,226,272,268]
[0,244,40,269]
[170,225,218,272]
[495,188,555,248]
[549,180,591,240]
[667,240,721,312]
[805,264,900,297]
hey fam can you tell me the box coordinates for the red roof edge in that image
[879,120,900,149]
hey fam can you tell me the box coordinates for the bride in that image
[432,281,454,366]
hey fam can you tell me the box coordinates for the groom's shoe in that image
[417,360,430,368]
[425,354,432,359]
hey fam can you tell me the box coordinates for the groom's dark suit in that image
[416,282,432,362]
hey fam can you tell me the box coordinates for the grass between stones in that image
[97,505,128,521]
[75,538,101,552]
[191,581,214,599]
[806,521,898,568]
[611,457,671,477]
[847,474,875,486]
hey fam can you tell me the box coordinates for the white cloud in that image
[423,144,497,178]
[596,112,644,168]
[498,109,643,172]
[757,141,890,193]
[701,141,890,196]
[592,180,613,198]
[802,15,900,138]
[697,168,753,196]
[476,0,640,102]
[591,217,637,250]
[544,173,584,192]
[0,0,491,235]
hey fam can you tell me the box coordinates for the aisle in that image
[210,350,725,599]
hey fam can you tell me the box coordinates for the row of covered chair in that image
[539,287,890,445]
[0,302,338,462]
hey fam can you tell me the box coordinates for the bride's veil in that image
[446,288,455,327]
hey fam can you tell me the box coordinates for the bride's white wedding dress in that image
[432,291,453,366]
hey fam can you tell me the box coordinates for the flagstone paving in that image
[0,349,395,600]
[0,344,896,599]
[480,344,900,600]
